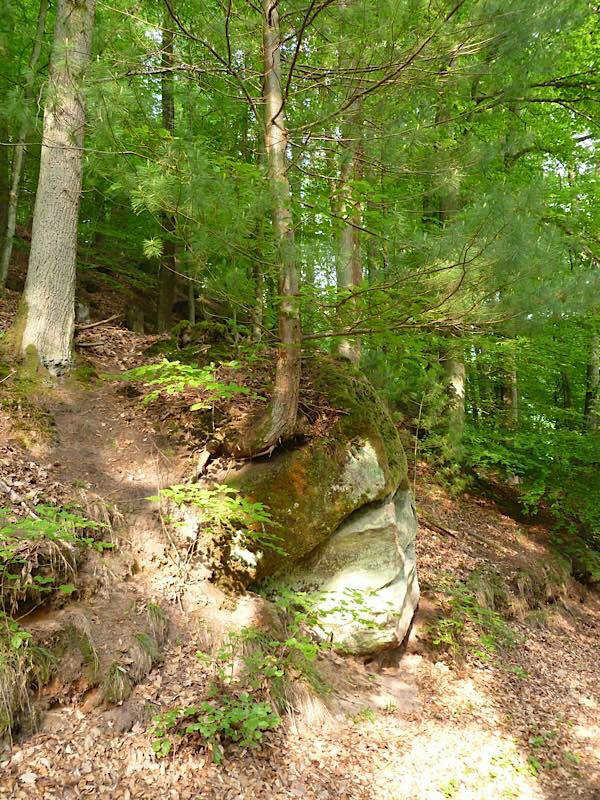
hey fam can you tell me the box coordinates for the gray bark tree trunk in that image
[443,353,466,458]
[157,11,177,332]
[259,0,301,449]
[501,366,519,427]
[12,0,96,374]
[0,120,8,262]
[336,106,363,365]
[436,79,466,458]
[0,0,49,289]
[584,334,599,431]
[187,277,196,325]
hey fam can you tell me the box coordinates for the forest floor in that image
[0,293,598,800]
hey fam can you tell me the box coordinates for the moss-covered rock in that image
[229,357,408,577]
[271,488,419,655]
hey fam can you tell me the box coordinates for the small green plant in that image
[122,359,254,408]
[527,755,542,776]
[440,778,460,798]
[0,505,113,613]
[506,664,528,679]
[528,728,557,750]
[102,662,133,704]
[146,602,169,644]
[152,694,280,763]
[0,611,56,736]
[153,483,285,556]
[430,575,516,659]
[351,707,377,724]
[564,750,581,766]
[151,590,333,762]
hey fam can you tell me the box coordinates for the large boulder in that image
[278,488,419,654]
[229,359,406,570]
[228,359,419,654]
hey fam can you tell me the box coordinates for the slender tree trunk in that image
[336,106,363,364]
[259,0,301,447]
[187,277,196,325]
[157,11,177,332]
[443,353,466,459]
[0,0,49,289]
[0,120,8,261]
[584,334,599,431]
[10,0,96,374]
[501,366,519,427]
[558,369,572,410]
[435,79,467,458]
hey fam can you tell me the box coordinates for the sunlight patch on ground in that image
[373,721,543,800]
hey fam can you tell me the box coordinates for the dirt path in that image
[49,379,176,506]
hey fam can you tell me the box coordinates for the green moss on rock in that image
[229,355,408,577]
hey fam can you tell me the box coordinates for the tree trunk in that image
[501,367,519,427]
[259,0,301,448]
[558,369,572,410]
[156,11,177,332]
[10,0,95,374]
[0,0,49,289]
[584,334,599,431]
[436,93,466,456]
[0,119,8,262]
[187,277,196,325]
[336,107,363,365]
[443,352,465,460]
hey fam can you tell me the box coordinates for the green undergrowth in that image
[151,590,331,763]
[464,425,600,577]
[0,612,56,739]
[154,483,285,560]
[0,358,54,446]
[430,574,517,662]
[430,558,572,663]
[0,504,119,737]
[121,358,257,409]
[550,531,600,584]
[0,505,113,615]
[101,605,168,704]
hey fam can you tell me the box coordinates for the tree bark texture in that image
[501,367,519,427]
[584,334,599,431]
[336,106,363,365]
[443,353,466,459]
[0,0,49,288]
[261,0,301,448]
[15,0,96,373]
[187,277,196,325]
[157,10,177,332]
[0,119,8,261]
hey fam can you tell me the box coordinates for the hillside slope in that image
[0,298,598,800]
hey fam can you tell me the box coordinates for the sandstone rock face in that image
[227,359,419,655]
[276,488,419,655]
[230,434,398,575]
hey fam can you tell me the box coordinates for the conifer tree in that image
[10,0,96,373]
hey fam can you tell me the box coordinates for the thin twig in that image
[0,371,16,385]
[75,313,121,331]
